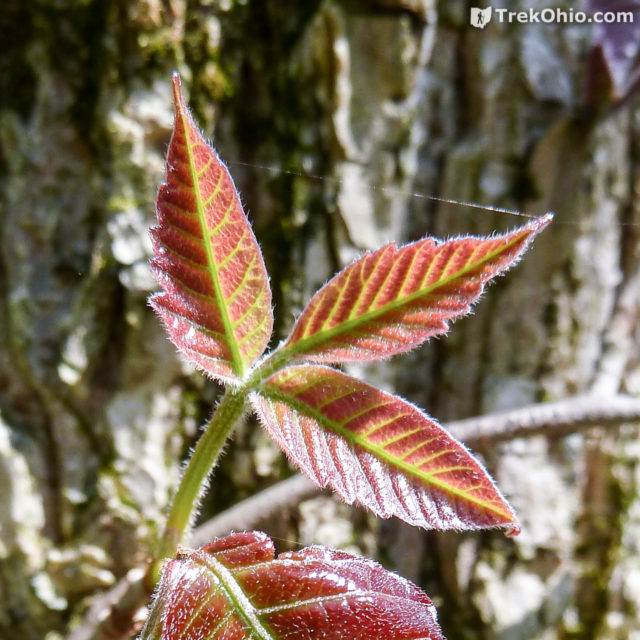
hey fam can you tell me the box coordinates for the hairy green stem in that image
[155,388,249,564]
[150,350,298,585]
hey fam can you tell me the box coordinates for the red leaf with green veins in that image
[251,365,519,533]
[149,73,272,383]
[155,531,443,640]
[283,215,552,363]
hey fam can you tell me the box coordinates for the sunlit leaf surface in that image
[150,74,272,383]
[284,215,552,364]
[157,531,443,640]
[251,365,519,533]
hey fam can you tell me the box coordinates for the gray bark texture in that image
[1,1,639,639]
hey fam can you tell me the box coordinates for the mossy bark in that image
[1,2,639,639]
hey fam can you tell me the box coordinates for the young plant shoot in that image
[140,73,552,640]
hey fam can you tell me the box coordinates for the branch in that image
[190,474,319,548]
[73,394,640,640]
[447,394,640,446]
[191,394,640,538]
[68,566,152,640]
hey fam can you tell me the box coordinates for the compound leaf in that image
[155,531,443,640]
[251,365,519,533]
[283,215,552,364]
[150,73,272,383]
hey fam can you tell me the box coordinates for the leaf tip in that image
[535,211,554,231]
[520,212,553,240]
[171,71,186,114]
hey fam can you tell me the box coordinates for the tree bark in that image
[1,2,639,639]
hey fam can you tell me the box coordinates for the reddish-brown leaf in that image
[150,74,272,383]
[282,215,552,363]
[153,531,443,640]
[251,365,519,533]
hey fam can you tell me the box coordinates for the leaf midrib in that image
[284,233,525,360]
[201,555,276,640]
[181,113,245,377]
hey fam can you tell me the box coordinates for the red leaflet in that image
[251,365,519,533]
[149,74,272,382]
[156,531,443,640]
[283,215,552,363]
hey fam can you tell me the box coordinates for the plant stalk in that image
[155,387,248,565]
